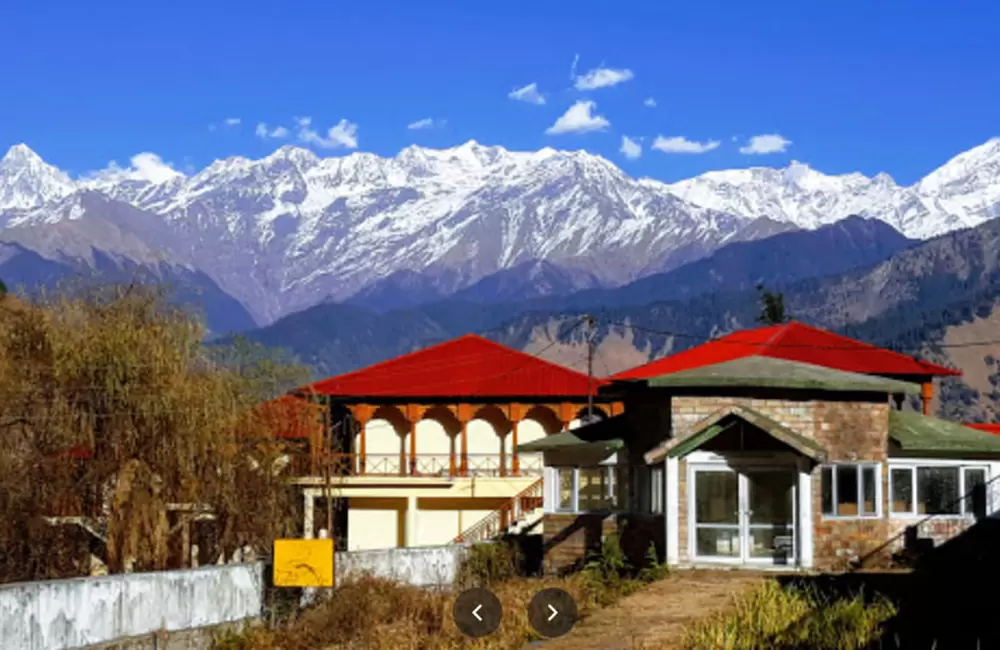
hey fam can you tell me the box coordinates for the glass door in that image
[691,465,798,565]
[692,469,741,561]
[744,470,797,565]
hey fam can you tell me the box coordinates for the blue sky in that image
[1,0,998,184]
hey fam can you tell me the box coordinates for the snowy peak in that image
[2,137,1000,324]
[917,137,1000,194]
[0,144,75,210]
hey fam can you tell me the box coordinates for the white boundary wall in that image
[335,544,471,587]
[0,563,264,650]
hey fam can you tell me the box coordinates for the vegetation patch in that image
[679,579,896,650]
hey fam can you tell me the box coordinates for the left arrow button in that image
[453,588,502,638]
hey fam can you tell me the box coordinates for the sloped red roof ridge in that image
[966,423,1000,435]
[302,334,607,399]
[612,321,960,381]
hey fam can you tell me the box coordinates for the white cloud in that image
[408,117,445,130]
[620,136,642,160]
[545,100,611,135]
[569,54,580,80]
[295,116,312,127]
[298,118,359,149]
[651,136,721,154]
[574,66,634,90]
[130,153,183,183]
[89,152,183,184]
[255,122,290,140]
[508,83,545,105]
[224,117,241,126]
[739,134,792,155]
[644,98,657,108]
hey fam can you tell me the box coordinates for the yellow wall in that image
[346,497,405,550]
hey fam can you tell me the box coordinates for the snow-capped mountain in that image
[659,138,1000,240]
[1,138,999,325]
[0,144,75,211]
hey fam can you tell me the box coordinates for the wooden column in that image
[350,404,374,476]
[921,381,934,415]
[510,420,520,476]
[405,404,423,476]
[458,404,473,476]
[509,403,527,477]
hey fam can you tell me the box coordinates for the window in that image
[551,465,624,513]
[649,466,664,514]
[888,464,988,517]
[820,463,880,518]
[556,468,574,512]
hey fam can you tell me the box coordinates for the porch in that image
[291,399,623,479]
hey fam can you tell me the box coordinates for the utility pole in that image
[586,315,596,422]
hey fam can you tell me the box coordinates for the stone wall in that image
[540,513,663,574]
[671,395,898,568]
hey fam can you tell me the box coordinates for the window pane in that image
[890,468,913,513]
[836,465,859,516]
[558,469,574,511]
[578,468,609,511]
[861,466,877,515]
[917,467,960,515]
[964,468,987,516]
[821,466,833,515]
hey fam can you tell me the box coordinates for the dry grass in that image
[214,574,597,650]
[674,579,896,650]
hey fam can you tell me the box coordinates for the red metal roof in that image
[302,334,605,399]
[966,423,1000,435]
[612,321,960,381]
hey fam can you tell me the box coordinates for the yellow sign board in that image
[273,539,335,587]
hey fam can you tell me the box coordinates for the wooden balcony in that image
[289,452,544,479]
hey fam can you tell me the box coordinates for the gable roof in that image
[645,405,827,463]
[623,356,920,395]
[612,321,959,381]
[301,334,606,399]
[517,415,627,453]
[890,411,1000,455]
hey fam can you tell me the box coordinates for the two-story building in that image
[285,334,620,550]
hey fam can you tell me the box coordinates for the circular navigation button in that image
[453,587,502,638]
[528,587,578,638]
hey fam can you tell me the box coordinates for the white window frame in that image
[649,466,664,515]
[887,461,990,519]
[551,464,623,514]
[819,462,883,520]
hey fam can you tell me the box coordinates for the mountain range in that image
[2,138,1000,327]
[241,214,1000,420]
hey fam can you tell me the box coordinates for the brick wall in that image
[541,513,664,574]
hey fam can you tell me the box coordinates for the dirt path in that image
[524,570,766,650]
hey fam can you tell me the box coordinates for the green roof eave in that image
[643,356,920,395]
[516,431,624,453]
[889,410,1000,456]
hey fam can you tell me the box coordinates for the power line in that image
[602,319,1000,352]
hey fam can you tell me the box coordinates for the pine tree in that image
[756,283,788,325]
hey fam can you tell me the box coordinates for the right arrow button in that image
[528,587,578,638]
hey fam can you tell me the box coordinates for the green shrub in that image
[637,542,669,583]
[456,540,520,588]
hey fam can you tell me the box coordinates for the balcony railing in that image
[289,452,544,479]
